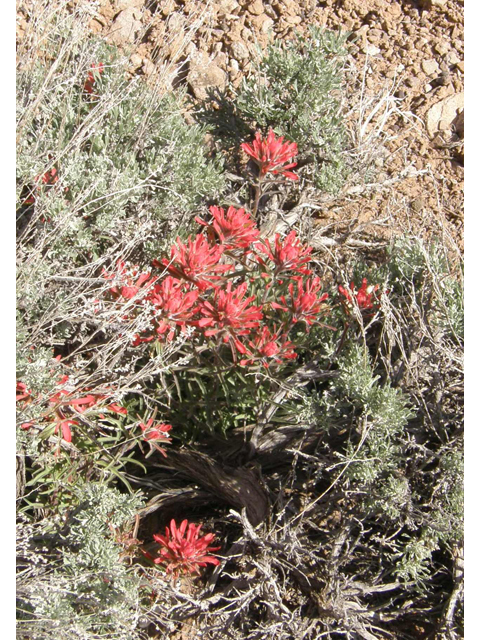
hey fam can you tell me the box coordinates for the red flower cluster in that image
[196,205,259,250]
[256,230,313,276]
[16,376,127,443]
[241,129,299,181]
[139,418,172,457]
[239,327,297,367]
[338,278,383,313]
[144,519,221,577]
[196,281,263,349]
[159,234,232,291]
[84,62,104,95]
[135,276,199,344]
[101,203,332,364]
[102,260,156,302]
[272,277,329,327]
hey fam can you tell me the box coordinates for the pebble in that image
[411,197,424,213]
[142,59,155,76]
[421,59,439,76]
[130,53,143,67]
[231,41,249,60]
[446,51,461,66]
[247,0,264,15]
[434,41,450,56]
[364,43,381,56]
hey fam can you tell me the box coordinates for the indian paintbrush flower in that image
[272,277,329,327]
[241,129,299,181]
[145,519,221,577]
[157,234,232,291]
[196,205,260,250]
[255,230,313,276]
[338,278,383,312]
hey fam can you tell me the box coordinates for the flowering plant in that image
[196,205,260,250]
[84,62,104,96]
[16,375,127,443]
[101,203,332,366]
[338,278,385,314]
[138,418,172,458]
[143,519,221,577]
[241,129,298,181]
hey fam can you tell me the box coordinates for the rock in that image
[114,0,144,10]
[250,13,274,33]
[142,59,155,76]
[158,0,176,15]
[456,61,464,73]
[99,1,115,21]
[364,43,381,56]
[453,109,464,138]
[426,92,464,138]
[390,3,402,18]
[89,18,104,34]
[446,51,461,66]
[130,53,143,68]
[434,41,449,56]
[187,50,227,100]
[421,59,439,76]
[230,41,249,61]
[411,197,424,213]
[247,0,264,15]
[109,8,143,45]
[285,15,302,25]
[213,52,228,70]
[405,76,422,90]
[427,0,447,6]
[218,0,240,14]
[435,84,455,100]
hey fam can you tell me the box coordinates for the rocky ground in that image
[18,0,462,251]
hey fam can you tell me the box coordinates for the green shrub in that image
[17,483,147,639]
[235,27,350,193]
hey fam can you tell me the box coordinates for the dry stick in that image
[279,416,374,531]
[248,361,339,456]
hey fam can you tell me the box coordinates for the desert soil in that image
[17,0,464,248]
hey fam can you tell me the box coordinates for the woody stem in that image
[252,177,264,218]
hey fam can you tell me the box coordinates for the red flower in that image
[41,167,58,186]
[84,62,104,95]
[241,129,299,181]
[338,278,382,312]
[196,281,263,347]
[53,418,78,443]
[23,166,59,205]
[16,382,34,430]
[159,235,232,291]
[255,230,312,276]
[102,260,156,301]
[146,519,221,576]
[145,276,199,341]
[16,382,32,403]
[196,206,259,250]
[239,326,297,367]
[139,418,172,457]
[272,277,329,327]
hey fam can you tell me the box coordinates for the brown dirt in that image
[17,0,464,250]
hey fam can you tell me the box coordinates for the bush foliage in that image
[16,3,463,639]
